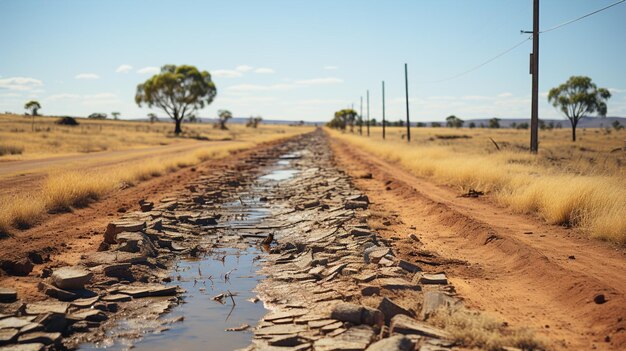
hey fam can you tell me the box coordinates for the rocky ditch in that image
[0,130,466,351]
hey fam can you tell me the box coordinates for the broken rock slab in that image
[331,303,383,327]
[421,291,455,320]
[390,314,451,340]
[365,335,413,351]
[378,297,413,325]
[414,273,448,285]
[104,221,146,244]
[38,281,77,301]
[0,288,17,303]
[0,258,33,276]
[51,266,93,290]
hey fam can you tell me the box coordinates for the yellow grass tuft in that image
[429,307,547,350]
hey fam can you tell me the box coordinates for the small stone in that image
[102,294,132,302]
[0,328,18,345]
[345,200,368,210]
[331,303,383,327]
[408,234,419,242]
[25,302,69,315]
[67,309,108,323]
[139,200,154,212]
[414,273,448,285]
[104,221,146,244]
[0,344,45,351]
[51,266,93,290]
[398,260,421,273]
[378,278,420,291]
[361,286,380,296]
[421,291,453,320]
[366,335,413,351]
[0,288,17,303]
[0,258,33,276]
[33,312,67,333]
[0,317,36,329]
[594,294,607,304]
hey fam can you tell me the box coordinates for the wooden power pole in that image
[404,63,411,142]
[366,90,370,137]
[359,96,363,135]
[382,81,386,140]
[530,0,540,153]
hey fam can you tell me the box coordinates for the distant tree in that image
[396,119,404,127]
[24,100,41,116]
[135,64,217,135]
[328,109,357,131]
[548,76,611,142]
[510,122,517,129]
[479,123,485,128]
[246,116,262,128]
[147,113,158,123]
[370,118,377,126]
[111,112,121,120]
[469,122,476,129]
[416,122,426,127]
[56,116,79,126]
[215,109,232,130]
[445,115,464,128]
[431,122,442,128]
[489,118,500,129]
[613,120,624,131]
[539,120,546,130]
[187,114,198,123]
[88,113,108,119]
[516,122,529,129]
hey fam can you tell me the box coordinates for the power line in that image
[540,0,625,33]
[419,35,532,84]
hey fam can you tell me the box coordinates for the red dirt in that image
[330,135,626,351]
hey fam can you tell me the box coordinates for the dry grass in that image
[0,115,312,234]
[429,307,547,350]
[0,143,24,156]
[329,127,626,244]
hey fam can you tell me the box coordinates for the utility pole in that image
[404,63,411,142]
[382,80,386,140]
[366,90,370,137]
[359,96,363,135]
[524,0,540,153]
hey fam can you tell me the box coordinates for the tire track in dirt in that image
[329,134,626,350]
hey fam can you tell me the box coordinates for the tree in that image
[246,116,262,128]
[469,122,476,129]
[88,113,108,119]
[416,122,426,127]
[112,112,121,120]
[327,109,357,131]
[489,118,500,129]
[24,101,41,116]
[445,115,464,128]
[135,64,217,135]
[187,114,197,123]
[216,109,232,130]
[548,76,611,142]
[370,118,377,126]
[147,113,158,123]
[613,120,624,131]
[431,122,442,128]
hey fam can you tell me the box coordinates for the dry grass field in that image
[328,125,626,243]
[0,113,312,234]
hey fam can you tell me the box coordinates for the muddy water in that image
[81,153,302,350]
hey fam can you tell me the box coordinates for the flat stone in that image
[314,325,375,350]
[32,312,66,333]
[378,297,413,324]
[0,288,17,303]
[398,260,421,273]
[101,294,132,302]
[255,324,307,336]
[377,278,420,291]
[70,296,100,308]
[320,321,343,333]
[354,272,377,283]
[67,309,107,323]
[51,266,93,290]
[361,286,380,296]
[19,323,44,335]
[414,273,448,285]
[421,291,453,320]
[0,328,18,345]
[331,303,383,327]
[390,314,450,339]
[365,335,413,351]
[0,259,33,276]
[269,335,308,347]
[308,319,339,328]
[0,343,45,351]
[115,232,157,257]
[38,281,77,301]
[327,263,347,276]
[24,302,68,315]
[81,251,147,267]
[17,332,61,345]
[104,221,146,244]
[265,309,308,322]
[0,317,36,329]
[364,247,391,263]
[345,200,368,210]
[115,287,150,298]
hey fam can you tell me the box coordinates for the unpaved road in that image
[0,140,233,197]
[1,130,625,350]
[330,134,626,350]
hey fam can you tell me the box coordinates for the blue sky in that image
[1,0,625,122]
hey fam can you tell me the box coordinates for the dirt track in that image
[330,134,626,350]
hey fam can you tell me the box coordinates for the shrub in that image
[56,116,79,126]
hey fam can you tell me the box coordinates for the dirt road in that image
[330,134,626,350]
[0,140,232,197]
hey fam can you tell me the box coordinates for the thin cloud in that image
[609,88,626,94]
[0,77,43,91]
[213,70,243,78]
[462,95,494,101]
[227,83,295,92]
[75,73,100,80]
[116,64,133,73]
[137,67,159,75]
[255,68,275,74]
[236,65,254,72]
[296,77,343,85]
[498,92,513,98]
[323,66,338,70]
